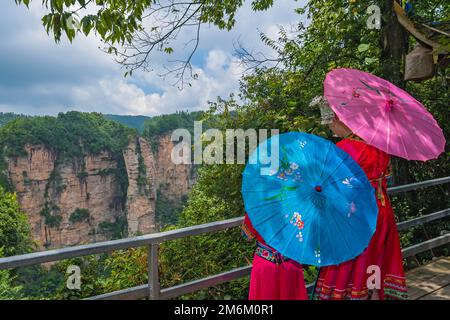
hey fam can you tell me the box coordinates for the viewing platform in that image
[407,256,450,300]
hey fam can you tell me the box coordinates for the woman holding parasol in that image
[241,131,381,300]
[312,68,445,300]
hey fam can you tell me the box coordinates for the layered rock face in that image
[155,135,196,201]
[6,135,194,250]
[123,137,157,235]
[8,145,122,249]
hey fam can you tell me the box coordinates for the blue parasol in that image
[241,132,378,267]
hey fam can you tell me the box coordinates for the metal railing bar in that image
[397,209,450,231]
[85,266,252,300]
[3,205,448,271]
[148,244,160,300]
[84,284,148,300]
[159,266,252,300]
[402,233,450,258]
[2,177,450,270]
[0,216,244,270]
[87,269,313,301]
[387,176,450,195]
[88,232,450,300]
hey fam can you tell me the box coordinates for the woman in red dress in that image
[242,213,308,300]
[312,97,407,300]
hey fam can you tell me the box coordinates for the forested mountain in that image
[1,113,152,132]
[104,114,151,132]
[0,113,26,127]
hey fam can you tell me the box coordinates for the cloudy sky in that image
[0,1,308,116]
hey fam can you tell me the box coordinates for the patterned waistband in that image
[369,175,389,206]
[255,242,290,264]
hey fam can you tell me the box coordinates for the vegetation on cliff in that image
[143,110,206,153]
[0,111,136,160]
[155,190,186,229]
[69,208,90,224]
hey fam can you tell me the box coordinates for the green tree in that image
[157,164,253,299]
[52,255,109,300]
[0,249,24,300]
[0,186,32,256]
[0,113,26,128]
[0,187,32,300]
[0,269,23,300]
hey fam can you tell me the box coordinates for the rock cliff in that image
[5,135,194,250]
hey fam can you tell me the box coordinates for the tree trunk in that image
[379,0,410,187]
[379,0,409,89]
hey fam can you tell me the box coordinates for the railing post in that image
[148,243,160,300]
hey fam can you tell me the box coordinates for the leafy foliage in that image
[143,111,205,137]
[155,190,185,229]
[157,164,252,299]
[0,186,32,257]
[69,208,90,224]
[98,216,128,240]
[40,203,62,229]
[13,265,64,299]
[102,248,147,294]
[0,269,23,300]
[0,189,32,300]
[52,254,110,300]
[0,113,26,128]
[0,111,136,160]
[15,0,273,43]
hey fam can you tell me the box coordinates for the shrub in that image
[69,208,90,224]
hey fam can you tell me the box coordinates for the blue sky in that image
[0,1,308,116]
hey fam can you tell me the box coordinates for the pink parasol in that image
[324,68,445,161]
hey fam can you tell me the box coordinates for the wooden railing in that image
[0,176,449,300]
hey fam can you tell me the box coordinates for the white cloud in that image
[64,49,244,116]
[206,50,229,72]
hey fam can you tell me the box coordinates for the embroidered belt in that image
[255,242,290,264]
[369,163,392,207]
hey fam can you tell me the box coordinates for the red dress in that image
[242,214,308,300]
[314,137,407,300]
